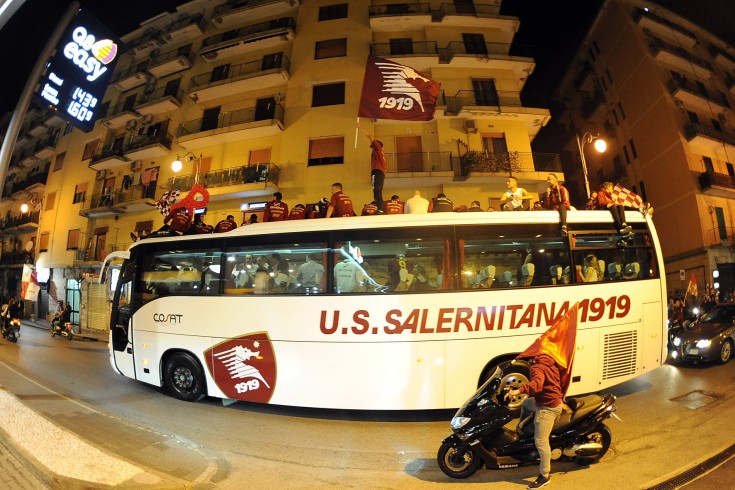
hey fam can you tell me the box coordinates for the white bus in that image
[101,210,666,410]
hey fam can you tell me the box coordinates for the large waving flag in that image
[612,184,644,209]
[358,56,441,121]
[517,302,579,396]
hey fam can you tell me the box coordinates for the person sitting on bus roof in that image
[263,192,289,222]
[384,195,404,214]
[242,214,259,226]
[288,204,307,220]
[326,183,355,218]
[189,214,213,234]
[404,190,429,214]
[595,182,631,235]
[361,201,379,216]
[462,200,484,212]
[543,173,571,236]
[499,176,532,211]
[164,206,192,234]
[429,193,453,213]
[214,215,237,233]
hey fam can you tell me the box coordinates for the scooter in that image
[437,364,618,479]
[50,321,74,340]
[2,318,21,343]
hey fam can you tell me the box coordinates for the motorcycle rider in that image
[505,354,564,489]
[3,297,21,336]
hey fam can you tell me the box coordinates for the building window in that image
[600,76,608,92]
[605,69,613,85]
[703,156,714,173]
[389,38,414,55]
[45,191,56,211]
[312,82,345,107]
[611,107,619,126]
[588,46,596,61]
[315,38,347,59]
[639,181,647,201]
[72,182,87,204]
[64,122,74,135]
[67,229,81,250]
[712,118,723,132]
[39,232,50,252]
[82,139,99,160]
[617,101,626,119]
[308,136,344,166]
[623,145,630,164]
[592,40,600,55]
[629,138,638,159]
[318,3,348,21]
[53,152,65,172]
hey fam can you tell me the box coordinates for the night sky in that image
[0,0,732,118]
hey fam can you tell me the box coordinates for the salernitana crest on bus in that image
[204,332,277,402]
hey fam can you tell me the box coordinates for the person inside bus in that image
[297,254,324,292]
[334,258,364,293]
[543,173,571,236]
[576,254,602,282]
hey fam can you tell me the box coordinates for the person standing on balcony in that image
[263,192,288,222]
[499,176,532,211]
[357,123,386,213]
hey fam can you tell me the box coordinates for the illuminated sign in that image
[240,202,266,211]
[35,9,121,133]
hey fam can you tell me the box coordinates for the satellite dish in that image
[24,241,34,252]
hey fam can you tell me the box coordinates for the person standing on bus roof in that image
[429,193,453,212]
[357,123,386,213]
[385,195,404,214]
[326,183,355,218]
[543,173,571,236]
[505,354,563,489]
[263,192,289,222]
[499,176,533,211]
[404,190,429,214]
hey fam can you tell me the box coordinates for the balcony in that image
[79,183,161,218]
[635,8,696,48]
[212,0,300,30]
[10,164,50,195]
[176,103,285,150]
[573,61,596,91]
[440,41,529,69]
[369,42,439,71]
[135,86,185,116]
[648,36,713,79]
[705,226,735,248]
[189,56,290,104]
[32,132,58,159]
[99,100,139,129]
[123,30,161,60]
[18,147,39,167]
[27,119,48,137]
[159,14,204,47]
[727,74,735,96]
[200,17,296,62]
[89,145,130,171]
[444,89,531,114]
[166,162,280,200]
[581,91,608,122]
[123,131,173,161]
[147,46,195,79]
[383,151,452,187]
[112,64,154,92]
[0,211,40,235]
[685,122,735,161]
[710,45,735,72]
[698,170,735,199]
[42,110,66,128]
[368,3,431,32]
[460,151,562,183]
[668,78,729,114]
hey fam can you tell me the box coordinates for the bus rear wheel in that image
[164,352,205,402]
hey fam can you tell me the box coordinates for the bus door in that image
[110,261,136,379]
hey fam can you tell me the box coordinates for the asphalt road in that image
[1,324,734,489]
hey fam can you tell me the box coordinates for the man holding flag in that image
[504,302,579,489]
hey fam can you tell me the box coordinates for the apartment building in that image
[550,0,735,296]
[0,0,557,328]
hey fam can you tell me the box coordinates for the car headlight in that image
[696,339,711,349]
[673,337,681,347]
[451,416,471,430]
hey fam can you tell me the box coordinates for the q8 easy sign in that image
[36,9,121,133]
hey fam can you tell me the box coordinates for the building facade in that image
[550,0,735,297]
[1,0,559,328]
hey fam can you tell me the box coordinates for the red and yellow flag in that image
[358,56,441,121]
[686,272,698,297]
[517,302,579,396]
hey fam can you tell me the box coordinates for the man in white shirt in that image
[404,190,430,214]
[334,259,365,293]
[499,176,532,211]
[297,254,324,291]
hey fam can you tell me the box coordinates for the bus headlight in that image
[673,337,682,347]
[696,339,711,349]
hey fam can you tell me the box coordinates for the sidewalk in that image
[21,317,109,342]
[0,321,216,489]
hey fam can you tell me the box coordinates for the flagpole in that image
[354,117,360,148]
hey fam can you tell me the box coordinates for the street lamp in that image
[576,132,607,199]
[171,152,203,183]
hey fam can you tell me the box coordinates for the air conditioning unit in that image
[125,120,137,130]
[96,170,107,180]
[464,119,478,133]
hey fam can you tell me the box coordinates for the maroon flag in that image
[517,302,578,396]
[358,56,441,121]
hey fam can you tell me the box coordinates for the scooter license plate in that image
[688,348,698,355]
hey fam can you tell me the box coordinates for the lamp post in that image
[172,152,203,184]
[576,132,607,199]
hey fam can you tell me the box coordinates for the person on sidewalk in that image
[505,354,564,489]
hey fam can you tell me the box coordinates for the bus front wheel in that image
[164,352,205,402]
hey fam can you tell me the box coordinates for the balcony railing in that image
[648,35,712,71]
[201,17,296,50]
[634,8,696,40]
[33,132,59,152]
[79,183,161,214]
[705,226,735,248]
[443,90,540,114]
[0,251,32,266]
[460,151,562,176]
[436,3,501,18]
[149,45,195,68]
[90,145,125,165]
[176,104,285,137]
[166,162,280,192]
[368,3,500,19]
[125,131,172,153]
[104,98,138,118]
[160,14,204,40]
[581,91,607,119]
[214,0,290,16]
[188,55,291,91]
[685,122,735,147]
[122,30,160,54]
[369,3,430,16]
[0,211,40,231]
[9,164,50,194]
[442,41,511,59]
[385,152,452,173]
[111,63,149,83]
[667,78,730,108]
[136,86,185,108]
[369,41,439,58]
[698,170,735,191]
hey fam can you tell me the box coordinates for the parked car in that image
[671,304,735,364]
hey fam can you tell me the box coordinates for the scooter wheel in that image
[437,442,481,479]
[67,332,74,341]
[576,423,612,465]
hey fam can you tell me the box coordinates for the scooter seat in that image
[552,395,604,432]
